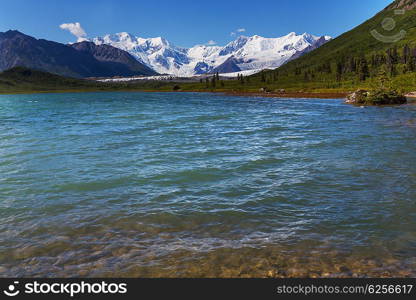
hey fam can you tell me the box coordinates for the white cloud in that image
[207,40,217,45]
[231,28,246,36]
[59,22,87,42]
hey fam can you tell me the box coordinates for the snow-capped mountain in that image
[92,32,331,76]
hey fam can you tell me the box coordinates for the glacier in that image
[92,32,331,77]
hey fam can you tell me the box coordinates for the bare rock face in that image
[386,0,416,11]
[405,91,416,98]
[345,90,369,104]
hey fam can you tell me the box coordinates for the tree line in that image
[261,44,416,84]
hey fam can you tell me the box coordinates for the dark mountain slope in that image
[0,31,157,78]
[211,57,242,74]
[70,41,157,76]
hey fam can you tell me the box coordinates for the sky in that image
[0,0,393,47]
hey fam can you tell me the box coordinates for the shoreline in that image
[0,88,349,99]
[2,88,415,102]
[221,91,348,99]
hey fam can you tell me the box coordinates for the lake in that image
[0,92,415,277]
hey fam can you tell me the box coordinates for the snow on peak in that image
[91,32,331,76]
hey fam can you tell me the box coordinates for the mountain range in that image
[0,30,157,78]
[0,29,330,78]
[92,32,331,76]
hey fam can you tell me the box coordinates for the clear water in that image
[0,92,415,278]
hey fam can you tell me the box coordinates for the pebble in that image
[78,269,89,277]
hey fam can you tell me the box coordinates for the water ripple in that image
[0,92,415,277]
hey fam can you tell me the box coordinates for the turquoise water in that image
[0,92,415,278]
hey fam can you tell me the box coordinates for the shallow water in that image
[0,92,415,277]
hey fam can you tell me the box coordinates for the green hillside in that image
[0,67,107,93]
[174,0,416,94]
[249,0,416,92]
[0,67,170,94]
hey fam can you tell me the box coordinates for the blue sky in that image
[0,0,393,47]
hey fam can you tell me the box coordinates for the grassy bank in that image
[0,67,176,95]
[0,67,348,98]
[0,66,413,100]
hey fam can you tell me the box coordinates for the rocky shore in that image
[346,89,407,105]
[3,245,415,278]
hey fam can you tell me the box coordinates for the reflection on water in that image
[0,92,415,277]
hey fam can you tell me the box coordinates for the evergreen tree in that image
[348,57,357,73]
[386,47,399,68]
[371,54,377,67]
[407,55,416,72]
[403,44,411,64]
[273,72,279,81]
[358,57,369,81]
[386,50,397,76]
[336,62,343,82]
[406,47,416,73]
[377,68,390,90]
[318,62,332,74]
[392,47,399,64]
[211,76,216,88]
